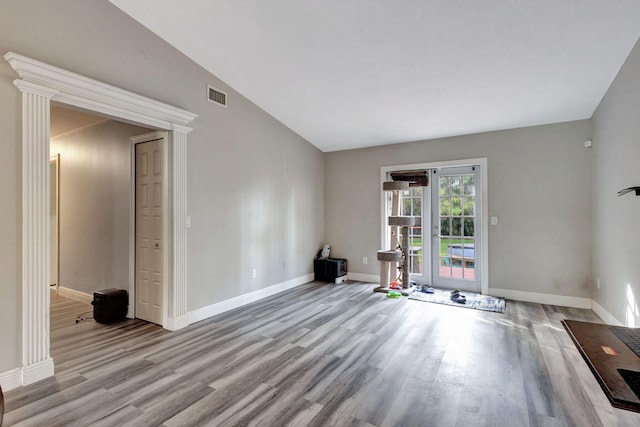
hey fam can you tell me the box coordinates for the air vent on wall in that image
[207,85,227,107]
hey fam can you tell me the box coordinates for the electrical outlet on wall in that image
[597,277,600,289]
[362,256,368,265]
[251,268,257,279]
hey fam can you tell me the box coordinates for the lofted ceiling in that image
[109,0,640,152]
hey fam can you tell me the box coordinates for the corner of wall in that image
[57,286,93,305]
[591,299,623,326]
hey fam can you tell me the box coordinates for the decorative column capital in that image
[172,123,193,135]
[13,79,59,98]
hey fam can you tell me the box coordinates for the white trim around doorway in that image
[4,51,197,386]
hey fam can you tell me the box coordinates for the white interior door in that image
[431,166,481,293]
[135,138,164,325]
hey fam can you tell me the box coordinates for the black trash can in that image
[91,288,128,324]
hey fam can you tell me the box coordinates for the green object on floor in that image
[387,291,402,298]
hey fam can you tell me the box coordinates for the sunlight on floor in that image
[541,323,564,332]
[477,316,529,330]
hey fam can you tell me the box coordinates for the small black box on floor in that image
[92,288,128,323]
[314,258,347,283]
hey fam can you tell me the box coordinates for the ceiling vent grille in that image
[207,85,227,107]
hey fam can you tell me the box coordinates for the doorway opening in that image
[49,106,164,326]
[6,51,197,386]
[381,159,488,295]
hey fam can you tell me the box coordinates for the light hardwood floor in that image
[5,282,640,426]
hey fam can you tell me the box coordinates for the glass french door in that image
[388,164,482,292]
[431,166,481,292]
[398,185,428,283]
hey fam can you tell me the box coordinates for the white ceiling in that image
[50,105,107,138]
[109,0,640,152]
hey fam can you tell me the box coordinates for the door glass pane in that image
[409,226,422,274]
[463,197,475,216]
[464,218,474,237]
[464,175,475,195]
[439,237,452,278]
[435,170,478,284]
[451,177,462,195]
[440,198,450,216]
[440,217,450,236]
[400,186,422,275]
[439,176,450,196]
[451,217,462,236]
[412,198,421,216]
[451,197,462,216]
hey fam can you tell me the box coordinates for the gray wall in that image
[0,0,324,374]
[325,121,593,297]
[592,38,640,326]
[0,26,20,373]
[50,120,149,295]
[188,119,324,305]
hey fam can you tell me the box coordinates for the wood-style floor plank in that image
[4,282,640,426]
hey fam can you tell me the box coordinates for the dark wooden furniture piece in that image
[562,319,640,412]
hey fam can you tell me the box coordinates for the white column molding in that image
[5,52,197,384]
[16,81,55,384]
[4,52,197,129]
[167,125,191,330]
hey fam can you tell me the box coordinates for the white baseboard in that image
[489,288,624,325]
[165,314,189,331]
[347,273,379,283]
[188,274,313,325]
[488,288,592,309]
[591,300,623,326]
[0,367,22,391]
[57,286,93,305]
[22,357,55,386]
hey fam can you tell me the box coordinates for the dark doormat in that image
[408,288,506,313]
